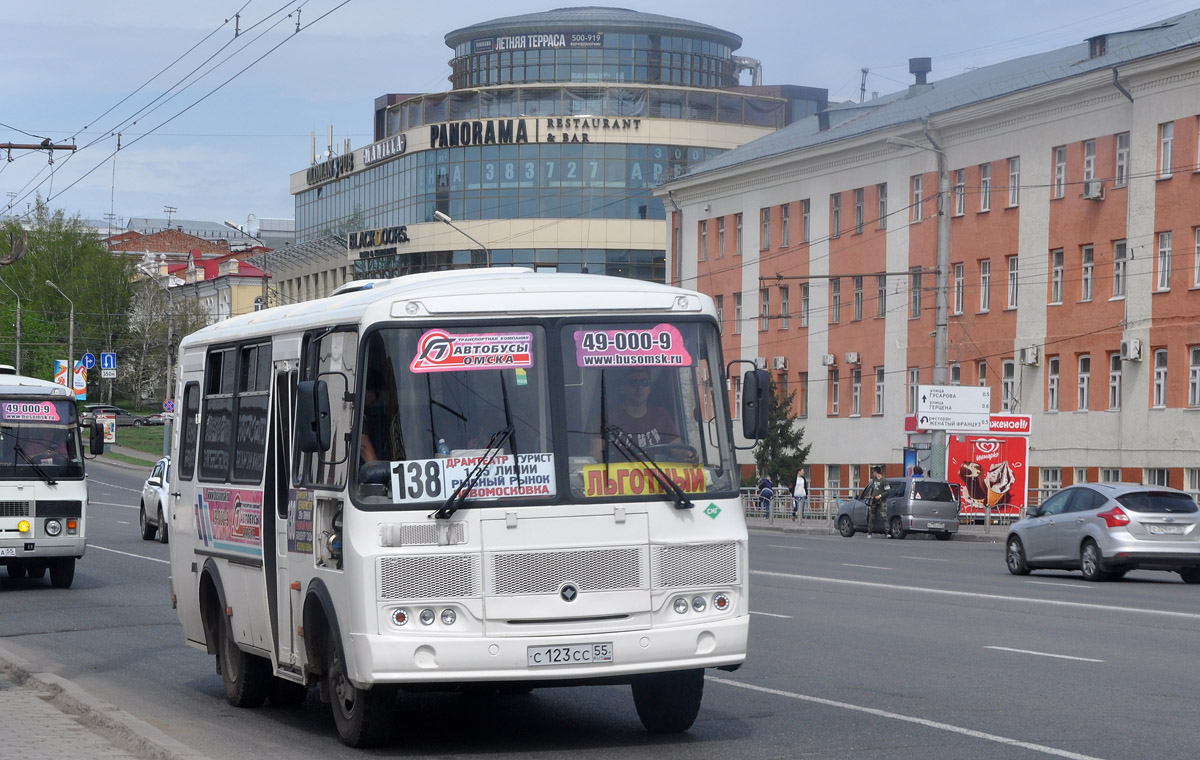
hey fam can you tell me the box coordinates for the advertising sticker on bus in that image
[194,488,264,557]
[1,401,61,422]
[410,329,534,372]
[574,323,692,367]
[390,452,555,503]
[582,461,706,498]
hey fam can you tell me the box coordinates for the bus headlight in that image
[440,608,457,626]
[419,608,436,625]
[673,597,690,614]
[44,519,63,537]
[691,596,707,612]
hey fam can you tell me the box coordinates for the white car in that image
[139,456,170,543]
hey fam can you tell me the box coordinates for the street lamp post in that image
[433,210,491,266]
[139,255,175,457]
[0,274,20,374]
[45,279,74,396]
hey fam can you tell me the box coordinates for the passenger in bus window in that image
[593,368,696,462]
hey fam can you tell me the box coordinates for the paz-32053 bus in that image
[166,270,767,747]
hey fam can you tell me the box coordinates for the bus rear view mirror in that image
[89,422,104,455]
[741,368,769,440]
[296,379,332,453]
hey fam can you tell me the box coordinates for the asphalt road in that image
[1,458,1195,759]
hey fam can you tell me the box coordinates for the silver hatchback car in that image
[1005,482,1200,583]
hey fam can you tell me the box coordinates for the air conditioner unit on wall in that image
[754,356,766,369]
[1120,338,1142,361]
[821,354,837,367]
[772,356,788,371]
[1083,180,1104,200]
[1020,346,1039,366]
[845,351,861,365]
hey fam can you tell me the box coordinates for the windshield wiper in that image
[13,443,57,485]
[602,425,693,510]
[431,425,514,520]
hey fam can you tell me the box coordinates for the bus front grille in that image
[488,547,646,595]
[0,501,31,518]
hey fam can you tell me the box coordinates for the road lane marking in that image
[841,563,890,570]
[708,676,1106,760]
[90,501,137,509]
[89,544,169,565]
[87,479,142,494]
[1026,580,1094,589]
[750,611,793,619]
[984,646,1104,663]
[752,569,1200,621]
[902,556,950,562]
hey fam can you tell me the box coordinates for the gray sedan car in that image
[1005,482,1200,583]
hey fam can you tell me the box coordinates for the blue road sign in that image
[100,352,116,370]
[82,352,96,369]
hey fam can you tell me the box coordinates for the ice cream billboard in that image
[946,435,1028,516]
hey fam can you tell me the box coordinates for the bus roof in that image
[0,373,76,397]
[180,270,714,349]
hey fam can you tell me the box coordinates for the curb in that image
[0,643,209,760]
[747,521,1007,542]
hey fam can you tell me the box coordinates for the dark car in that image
[79,404,139,427]
[137,413,165,426]
[837,477,960,540]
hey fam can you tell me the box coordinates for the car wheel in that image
[934,531,954,541]
[133,419,144,427]
[157,506,169,544]
[1178,567,1200,584]
[1080,540,1109,582]
[139,502,157,541]
[631,668,704,733]
[837,515,855,538]
[327,633,395,747]
[888,517,907,540]
[1006,536,1030,575]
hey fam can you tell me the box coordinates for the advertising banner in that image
[194,488,264,558]
[946,434,1028,516]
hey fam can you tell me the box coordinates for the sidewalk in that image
[0,644,207,760]
[746,516,1010,542]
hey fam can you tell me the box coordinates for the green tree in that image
[754,375,811,485]
[118,277,208,404]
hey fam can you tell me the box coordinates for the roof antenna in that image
[859,68,868,103]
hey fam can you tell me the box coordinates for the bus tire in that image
[49,558,75,589]
[217,616,270,707]
[27,563,46,579]
[327,634,394,747]
[631,668,704,733]
[6,562,26,580]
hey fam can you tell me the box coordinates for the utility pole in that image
[921,123,952,478]
[0,275,20,374]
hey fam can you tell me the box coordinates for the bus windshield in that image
[0,399,84,481]
[352,318,735,507]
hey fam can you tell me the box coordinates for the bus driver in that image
[592,369,695,463]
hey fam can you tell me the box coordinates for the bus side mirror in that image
[295,379,331,453]
[741,368,769,440]
[89,422,104,455]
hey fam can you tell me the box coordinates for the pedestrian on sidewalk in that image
[757,474,774,515]
[862,465,890,537]
[792,469,808,520]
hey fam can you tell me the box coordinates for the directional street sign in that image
[82,352,95,369]
[917,384,991,431]
[100,352,116,370]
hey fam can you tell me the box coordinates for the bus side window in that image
[178,382,200,481]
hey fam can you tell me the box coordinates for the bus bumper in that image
[0,536,86,560]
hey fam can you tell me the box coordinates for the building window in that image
[717,218,725,258]
[829,370,840,416]
[1115,133,1129,187]
[778,372,788,397]
[1075,467,1088,484]
[830,278,841,323]
[851,368,862,416]
[1078,355,1090,411]
[876,274,887,318]
[979,162,991,211]
[877,183,887,229]
[1041,468,1063,493]
[909,266,922,318]
[1007,256,1019,309]
[874,367,885,415]
[1083,139,1096,188]
[831,193,841,239]
[1194,227,1200,288]
[1002,360,1016,412]
[780,286,790,329]
[698,220,707,262]
[1153,349,1168,408]
[854,188,864,234]
[799,372,809,417]
[1053,146,1066,199]
[1160,121,1174,178]
[1190,347,1200,408]
[735,213,743,255]
[953,169,965,216]
[907,368,920,414]
[853,276,863,321]
[978,361,988,389]
[1113,240,1127,298]
[952,263,964,314]
[801,199,810,242]
[1109,353,1122,410]
[1050,249,1064,304]
[733,292,742,334]
[1147,468,1170,487]
[1047,356,1059,412]
[950,362,961,385]
[760,207,770,250]
[760,288,770,331]
[732,376,741,420]
[827,464,842,496]
[1101,468,1120,483]
[1008,157,1020,207]
[715,295,724,331]
[1188,468,1200,499]
[800,284,810,327]
[1081,246,1094,302]
[980,259,991,312]
[912,175,923,222]
[1157,231,1172,291]
[781,204,790,247]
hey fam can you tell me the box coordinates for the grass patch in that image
[111,425,170,456]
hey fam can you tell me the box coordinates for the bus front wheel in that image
[631,668,704,733]
[327,635,395,747]
[49,558,74,589]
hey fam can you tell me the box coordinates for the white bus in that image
[167,269,768,747]
[0,372,88,587]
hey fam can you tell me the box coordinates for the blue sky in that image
[3,0,1196,228]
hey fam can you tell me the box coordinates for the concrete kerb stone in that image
[0,643,209,760]
[747,521,1006,542]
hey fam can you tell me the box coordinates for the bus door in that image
[267,367,301,668]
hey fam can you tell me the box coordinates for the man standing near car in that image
[863,465,890,537]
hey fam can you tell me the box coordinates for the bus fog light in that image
[44,519,62,537]
[692,596,707,612]
[17,520,30,534]
[392,609,409,626]
[440,609,457,626]
[673,597,690,614]
[419,608,435,625]
[712,593,731,611]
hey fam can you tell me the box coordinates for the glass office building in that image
[284,7,825,296]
